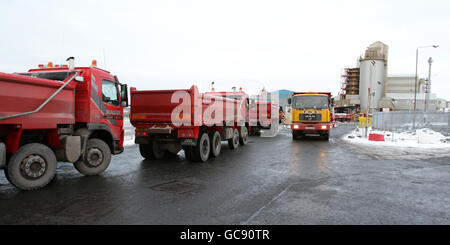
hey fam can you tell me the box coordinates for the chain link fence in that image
[372,111,450,136]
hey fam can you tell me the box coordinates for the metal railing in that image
[372,111,450,136]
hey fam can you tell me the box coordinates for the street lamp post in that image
[424,57,433,113]
[412,45,439,130]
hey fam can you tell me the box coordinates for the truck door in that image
[101,79,123,140]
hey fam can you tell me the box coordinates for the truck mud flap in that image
[55,136,81,163]
[0,142,6,169]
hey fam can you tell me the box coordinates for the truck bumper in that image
[0,142,6,169]
[291,123,330,133]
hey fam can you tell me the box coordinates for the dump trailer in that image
[335,113,351,122]
[0,58,128,190]
[130,85,248,162]
[204,89,251,137]
[289,92,334,140]
[249,100,279,135]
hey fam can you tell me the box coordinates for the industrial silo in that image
[359,41,388,112]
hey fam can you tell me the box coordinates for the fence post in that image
[447,113,450,136]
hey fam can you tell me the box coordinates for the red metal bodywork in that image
[203,90,249,125]
[335,113,351,122]
[0,66,125,153]
[249,101,279,129]
[130,86,243,140]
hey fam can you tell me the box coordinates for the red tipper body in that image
[0,66,126,154]
[130,85,250,162]
[248,101,279,133]
[130,86,244,139]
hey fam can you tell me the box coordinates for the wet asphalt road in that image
[1,123,449,224]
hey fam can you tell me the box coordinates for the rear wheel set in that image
[139,141,166,160]
[5,143,57,191]
[4,138,112,191]
[228,128,240,149]
[239,126,248,146]
[183,132,211,162]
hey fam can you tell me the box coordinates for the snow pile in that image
[343,127,450,149]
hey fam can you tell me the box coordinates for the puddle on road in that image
[149,180,201,194]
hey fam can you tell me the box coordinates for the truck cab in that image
[289,92,333,140]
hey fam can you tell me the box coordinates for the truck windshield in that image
[292,96,329,109]
[18,71,73,81]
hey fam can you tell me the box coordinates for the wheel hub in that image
[21,155,46,179]
[202,139,209,155]
[87,148,103,167]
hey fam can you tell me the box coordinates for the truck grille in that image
[299,114,322,121]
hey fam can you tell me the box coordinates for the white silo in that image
[359,41,388,112]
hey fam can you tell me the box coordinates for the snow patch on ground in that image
[342,127,450,160]
[343,128,450,148]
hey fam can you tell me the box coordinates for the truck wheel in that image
[239,126,248,145]
[152,141,166,160]
[194,133,210,162]
[322,133,330,141]
[139,141,166,160]
[292,132,303,140]
[183,146,196,161]
[209,131,221,157]
[139,143,154,160]
[74,139,111,176]
[6,143,57,190]
[228,128,240,149]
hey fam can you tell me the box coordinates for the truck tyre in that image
[183,146,196,161]
[152,141,166,160]
[292,131,303,140]
[194,133,210,162]
[209,131,221,157]
[239,126,248,145]
[139,141,166,160]
[228,128,240,149]
[6,143,57,190]
[139,143,154,160]
[74,139,111,176]
[322,133,330,141]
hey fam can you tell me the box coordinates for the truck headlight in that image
[293,125,299,129]
[321,125,327,129]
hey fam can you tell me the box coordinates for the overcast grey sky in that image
[1,0,448,98]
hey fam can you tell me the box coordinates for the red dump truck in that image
[204,89,251,134]
[130,86,249,162]
[0,58,128,190]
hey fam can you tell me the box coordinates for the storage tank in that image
[359,41,388,112]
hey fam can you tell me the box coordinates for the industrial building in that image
[335,41,445,114]
[270,89,294,111]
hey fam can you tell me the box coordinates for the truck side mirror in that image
[120,84,129,107]
[331,98,335,107]
[288,98,292,105]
